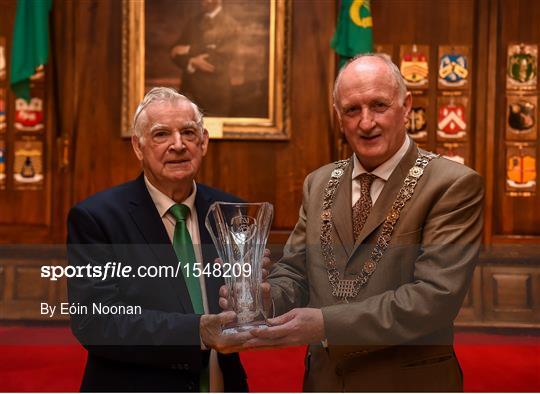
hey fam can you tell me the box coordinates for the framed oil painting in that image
[121,0,291,139]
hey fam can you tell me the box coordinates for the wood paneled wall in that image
[371,0,478,157]
[492,0,540,237]
[5,0,538,244]
[0,0,55,243]
[1,0,540,327]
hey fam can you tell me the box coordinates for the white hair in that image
[333,53,408,107]
[132,87,204,142]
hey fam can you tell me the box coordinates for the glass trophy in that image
[205,202,273,334]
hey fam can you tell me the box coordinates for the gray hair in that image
[132,87,204,142]
[333,53,408,107]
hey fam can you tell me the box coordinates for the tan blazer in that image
[268,141,484,391]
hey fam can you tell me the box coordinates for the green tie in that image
[169,204,204,315]
[169,204,209,392]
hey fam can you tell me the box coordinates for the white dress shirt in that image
[144,177,224,392]
[351,136,411,206]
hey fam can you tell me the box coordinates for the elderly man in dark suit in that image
[238,54,484,391]
[67,87,249,392]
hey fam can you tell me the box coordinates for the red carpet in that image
[0,325,539,392]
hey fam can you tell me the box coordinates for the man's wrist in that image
[199,314,210,350]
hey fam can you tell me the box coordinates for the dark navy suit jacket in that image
[67,174,247,392]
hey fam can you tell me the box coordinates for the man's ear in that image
[403,92,413,120]
[131,135,144,161]
[201,129,209,156]
[333,104,344,134]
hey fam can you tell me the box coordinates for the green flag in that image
[10,0,52,99]
[331,0,373,69]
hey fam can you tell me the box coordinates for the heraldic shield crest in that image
[506,95,537,141]
[407,106,428,140]
[437,99,468,140]
[0,91,6,132]
[507,44,538,90]
[507,155,536,189]
[0,141,5,190]
[400,44,429,88]
[14,98,44,132]
[506,144,537,194]
[405,96,428,142]
[508,100,536,131]
[439,53,469,87]
[0,37,5,81]
[13,140,44,190]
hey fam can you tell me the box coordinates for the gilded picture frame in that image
[121,0,291,140]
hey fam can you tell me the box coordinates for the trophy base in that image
[222,321,268,335]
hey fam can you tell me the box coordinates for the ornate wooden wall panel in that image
[483,265,540,324]
[69,1,138,201]
[492,0,540,237]
[0,249,67,320]
[0,0,57,244]
[370,0,486,327]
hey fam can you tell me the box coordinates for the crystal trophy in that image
[205,202,273,334]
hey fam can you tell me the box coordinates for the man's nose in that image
[169,131,185,150]
[358,108,375,131]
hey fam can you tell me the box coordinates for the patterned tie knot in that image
[169,204,190,222]
[358,173,377,191]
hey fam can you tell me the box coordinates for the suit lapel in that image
[331,159,355,258]
[128,175,194,314]
[350,141,419,253]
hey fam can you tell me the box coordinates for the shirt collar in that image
[352,135,410,181]
[144,176,197,218]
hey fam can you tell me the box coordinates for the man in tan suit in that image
[243,54,484,391]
